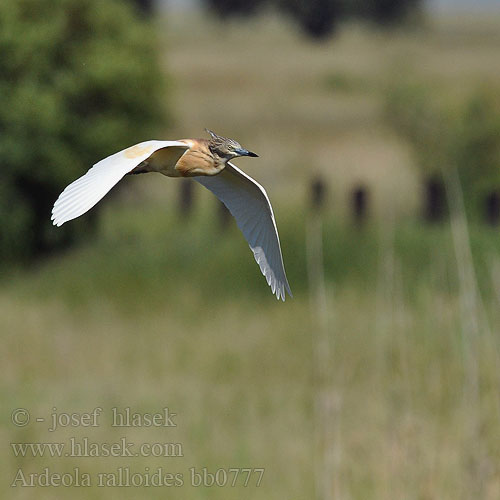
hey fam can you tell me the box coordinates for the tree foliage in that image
[204,0,423,39]
[385,83,500,220]
[345,0,421,25]
[278,0,341,39]
[0,0,167,263]
[205,0,267,19]
[453,92,500,216]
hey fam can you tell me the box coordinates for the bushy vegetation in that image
[385,83,500,220]
[0,0,167,263]
[205,0,268,18]
[453,92,500,217]
[205,0,422,38]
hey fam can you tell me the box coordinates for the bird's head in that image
[206,129,258,160]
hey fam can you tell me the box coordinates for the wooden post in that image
[423,176,446,222]
[131,0,154,16]
[485,191,500,226]
[178,179,194,217]
[351,185,368,224]
[311,176,327,211]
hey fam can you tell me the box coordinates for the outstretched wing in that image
[51,140,188,227]
[195,162,292,301]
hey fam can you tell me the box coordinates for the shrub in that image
[453,91,500,218]
[0,0,167,263]
[204,0,424,39]
[385,83,500,221]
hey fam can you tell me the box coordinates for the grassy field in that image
[3,10,500,500]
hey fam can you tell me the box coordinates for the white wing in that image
[195,162,292,301]
[51,140,188,227]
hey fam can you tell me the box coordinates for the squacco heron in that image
[51,129,292,301]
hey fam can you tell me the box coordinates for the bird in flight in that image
[51,129,292,301]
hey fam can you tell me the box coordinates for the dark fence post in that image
[485,191,500,226]
[178,179,194,217]
[423,176,446,222]
[351,185,368,224]
[311,176,327,211]
[130,0,155,16]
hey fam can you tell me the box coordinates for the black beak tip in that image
[247,151,259,158]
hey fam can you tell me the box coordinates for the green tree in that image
[0,0,167,263]
[206,0,267,18]
[385,83,500,222]
[453,92,500,219]
[345,0,421,25]
[204,0,423,39]
[278,0,341,39]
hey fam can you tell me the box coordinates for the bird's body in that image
[127,139,223,178]
[51,130,292,300]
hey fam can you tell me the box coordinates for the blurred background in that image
[2,0,500,498]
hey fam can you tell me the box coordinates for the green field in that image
[3,11,500,499]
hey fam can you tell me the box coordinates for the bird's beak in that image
[236,148,259,158]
